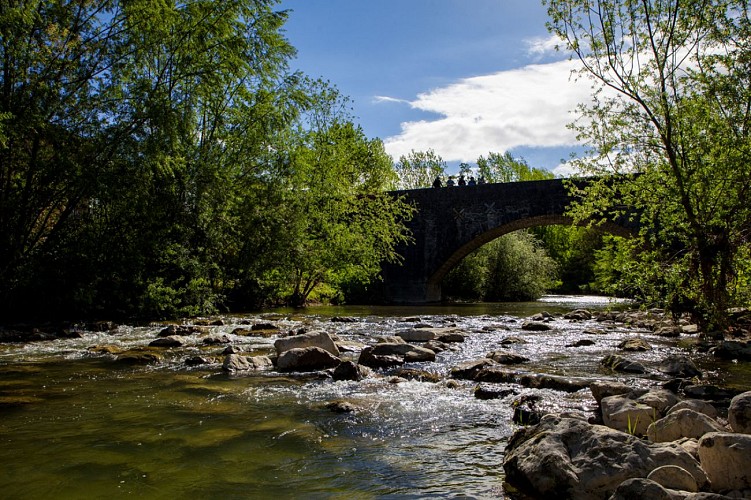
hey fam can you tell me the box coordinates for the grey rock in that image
[274,331,340,357]
[222,354,273,372]
[728,391,751,433]
[658,355,703,378]
[647,465,699,492]
[601,354,647,374]
[698,432,751,492]
[647,408,725,443]
[276,347,340,372]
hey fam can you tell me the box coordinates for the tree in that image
[477,152,554,182]
[392,149,447,189]
[545,0,751,328]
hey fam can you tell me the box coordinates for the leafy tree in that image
[444,231,558,301]
[545,0,751,328]
[477,152,554,183]
[392,149,447,189]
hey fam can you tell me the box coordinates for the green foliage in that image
[444,231,558,302]
[546,0,751,328]
[0,0,413,319]
[393,149,447,189]
[477,152,554,183]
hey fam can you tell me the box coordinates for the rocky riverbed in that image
[1,300,750,498]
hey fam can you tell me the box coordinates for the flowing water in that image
[0,296,747,499]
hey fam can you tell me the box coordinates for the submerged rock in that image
[618,337,652,351]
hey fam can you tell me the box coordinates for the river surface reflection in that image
[0,296,739,499]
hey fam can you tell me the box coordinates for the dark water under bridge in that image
[381,178,637,303]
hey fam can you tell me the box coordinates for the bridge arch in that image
[382,179,638,303]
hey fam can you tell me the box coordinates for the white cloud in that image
[383,59,594,163]
[525,34,563,58]
[373,95,411,105]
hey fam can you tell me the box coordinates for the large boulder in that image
[601,394,656,436]
[397,329,436,342]
[503,415,707,499]
[276,347,340,372]
[332,361,371,381]
[646,408,725,443]
[274,331,340,357]
[711,340,751,361]
[728,391,751,433]
[636,389,679,416]
[667,399,719,420]
[647,464,699,492]
[698,432,751,492]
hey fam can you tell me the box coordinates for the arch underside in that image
[426,214,634,294]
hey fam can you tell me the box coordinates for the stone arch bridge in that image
[381,178,637,303]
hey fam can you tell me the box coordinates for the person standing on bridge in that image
[432,176,442,188]
[458,175,466,186]
[468,176,476,186]
[446,176,455,187]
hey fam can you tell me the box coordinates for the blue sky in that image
[278,0,592,175]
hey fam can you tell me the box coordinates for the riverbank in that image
[1,300,750,497]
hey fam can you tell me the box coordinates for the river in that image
[0,296,746,499]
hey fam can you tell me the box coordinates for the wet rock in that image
[222,345,243,355]
[397,329,436,342]
[667,400,719,420]
[276,347,340,372]
[711,340,751,361]
[609,478,673,500]
[88,344,124,355]
[376,335,406,344]
[330,316,357,323]
[474,384,516,400]
[230,328,252,336]
[274,331,340,357]
[325,400,360,413]
[600,354,646,374]
[529,312,552,322]
[222,354,273,372]
[618,337,652,351]
[683,384,738,403]
[185,356,212,366]
[682,324,700,334]
[358,343,435,369]
[654,325,681,337]
[436,331,466,343]
[335,340,367,353]
[499,336,528,345]
[564,309,592,321]
[84,321,118,332]
[521,321,551,331]
[423,340,450,353]
[158,325,198,337]
[115,350,163,365]
[647,408,725,443]
[658,355,703,379]
[475,368,592,393]
[332,361,371,381]
[566,339,596,347]
[251,322,279,331]
[401,316,422,323]
[503,415,707,499]
[450,359,498,380]
[647,465,699,492]
[148,336,184,348]
[698,432,751,492]
[391,368,441,383]
[486,350,529,364]
[203,334,231,345]
[590,381,636,405]
[583,328,608,335]
[412,323,433,329]
[728,391,751,433]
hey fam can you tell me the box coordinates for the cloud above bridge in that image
[381,49,595,173]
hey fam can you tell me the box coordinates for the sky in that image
[278,0,594,176]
